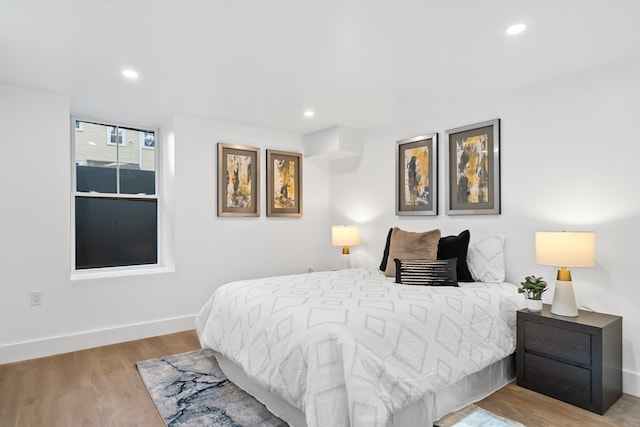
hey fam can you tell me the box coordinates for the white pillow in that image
[467,235,506,282]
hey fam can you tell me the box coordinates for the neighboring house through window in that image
[73,118,159,271]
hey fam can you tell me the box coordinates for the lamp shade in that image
[535,231,595,267]
[332,225,360,247]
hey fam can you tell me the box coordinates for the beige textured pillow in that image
[383,227,441,277]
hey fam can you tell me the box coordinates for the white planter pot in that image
[526,298,543,313]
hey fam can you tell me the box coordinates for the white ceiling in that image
[1,0,639,134]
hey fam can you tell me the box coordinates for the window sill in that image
[70,264,175,281]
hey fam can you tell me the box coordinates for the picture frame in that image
[266,149,302,217]
[217,143,260,217]
[396,133,438,216]
[445,119,500,215]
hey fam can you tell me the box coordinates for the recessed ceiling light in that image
[506,23,526,35]
[122,69,139,79]
[304,110,315,118]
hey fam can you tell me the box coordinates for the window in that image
[107,126,126,146]
[141,131,155,148]
[73,118,159,270]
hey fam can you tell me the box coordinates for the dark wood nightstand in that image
[516,304,622,415]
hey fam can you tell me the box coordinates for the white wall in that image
[0,84,332,363]
[329,56,640,396]
[172,115,334,284]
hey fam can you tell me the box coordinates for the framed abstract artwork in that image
[217,143,260,217]
[445,119,500,215]
[266,149,302,217]
[396,133,438,216]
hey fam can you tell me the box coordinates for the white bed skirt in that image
[215,351,515,426]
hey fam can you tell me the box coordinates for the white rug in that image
[435,404,525,427]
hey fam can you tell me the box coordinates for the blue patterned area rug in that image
[138,349,523,427]
[136,349,287,426]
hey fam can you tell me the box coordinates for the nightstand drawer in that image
[524,320,591,365]
[524,353,591,402]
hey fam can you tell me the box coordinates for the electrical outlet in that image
[30,291,42,306]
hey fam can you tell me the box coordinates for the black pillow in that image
[379,228,393,271]
[437,230,474,282]
[394,258,458,286]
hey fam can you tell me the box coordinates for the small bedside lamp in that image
[332,225,360,269]
[535,231,595,317]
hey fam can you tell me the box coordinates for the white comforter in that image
[195,269,524,427]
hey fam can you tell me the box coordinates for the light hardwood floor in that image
[1,330,638,426]
[0,330,201,427]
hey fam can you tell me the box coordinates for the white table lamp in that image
[535,231,595,317]
[332,225,360,269]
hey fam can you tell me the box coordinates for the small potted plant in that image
[518,275,548,312]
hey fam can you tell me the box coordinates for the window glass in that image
[74,122,156,194]
[75,197,157,269]
[73,118,159,270]
[75,121,118,193]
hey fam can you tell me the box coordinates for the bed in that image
[195,263,525,426]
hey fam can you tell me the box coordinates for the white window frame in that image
[71,116,166,279]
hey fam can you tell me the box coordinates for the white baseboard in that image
[623,369,640,397]
[0,314,197,364]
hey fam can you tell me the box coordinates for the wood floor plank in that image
[476,382,640,427]
[1,330,638,426]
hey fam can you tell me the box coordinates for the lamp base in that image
[551,279,579,317]
[339,253,351,270]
